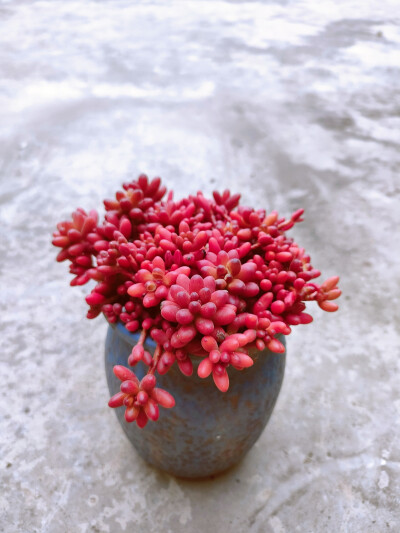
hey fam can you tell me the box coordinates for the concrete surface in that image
[1,1,400,532]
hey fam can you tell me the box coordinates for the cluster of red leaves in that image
[53,175,340,428]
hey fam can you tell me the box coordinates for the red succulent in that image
[53,175,341,427]
[108,365,175,428]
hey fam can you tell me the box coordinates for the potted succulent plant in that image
[52,175,340,477]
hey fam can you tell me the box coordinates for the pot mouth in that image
[109,319,286,368]
[109,320,157,350]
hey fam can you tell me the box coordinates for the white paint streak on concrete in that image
[378,471,389,490]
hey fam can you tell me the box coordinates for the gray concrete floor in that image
[1,1,400,532]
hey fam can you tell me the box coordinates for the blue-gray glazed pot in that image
[105,321,286,478]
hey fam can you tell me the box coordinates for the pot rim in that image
[109,319,157,348]
[108,319,286,366]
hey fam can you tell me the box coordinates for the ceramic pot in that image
[105,321,286,478]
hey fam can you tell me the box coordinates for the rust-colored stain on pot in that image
[229,394,240,410]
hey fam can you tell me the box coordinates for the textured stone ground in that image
[1,1,400,532]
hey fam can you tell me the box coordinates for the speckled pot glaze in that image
[105,322,286,478]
